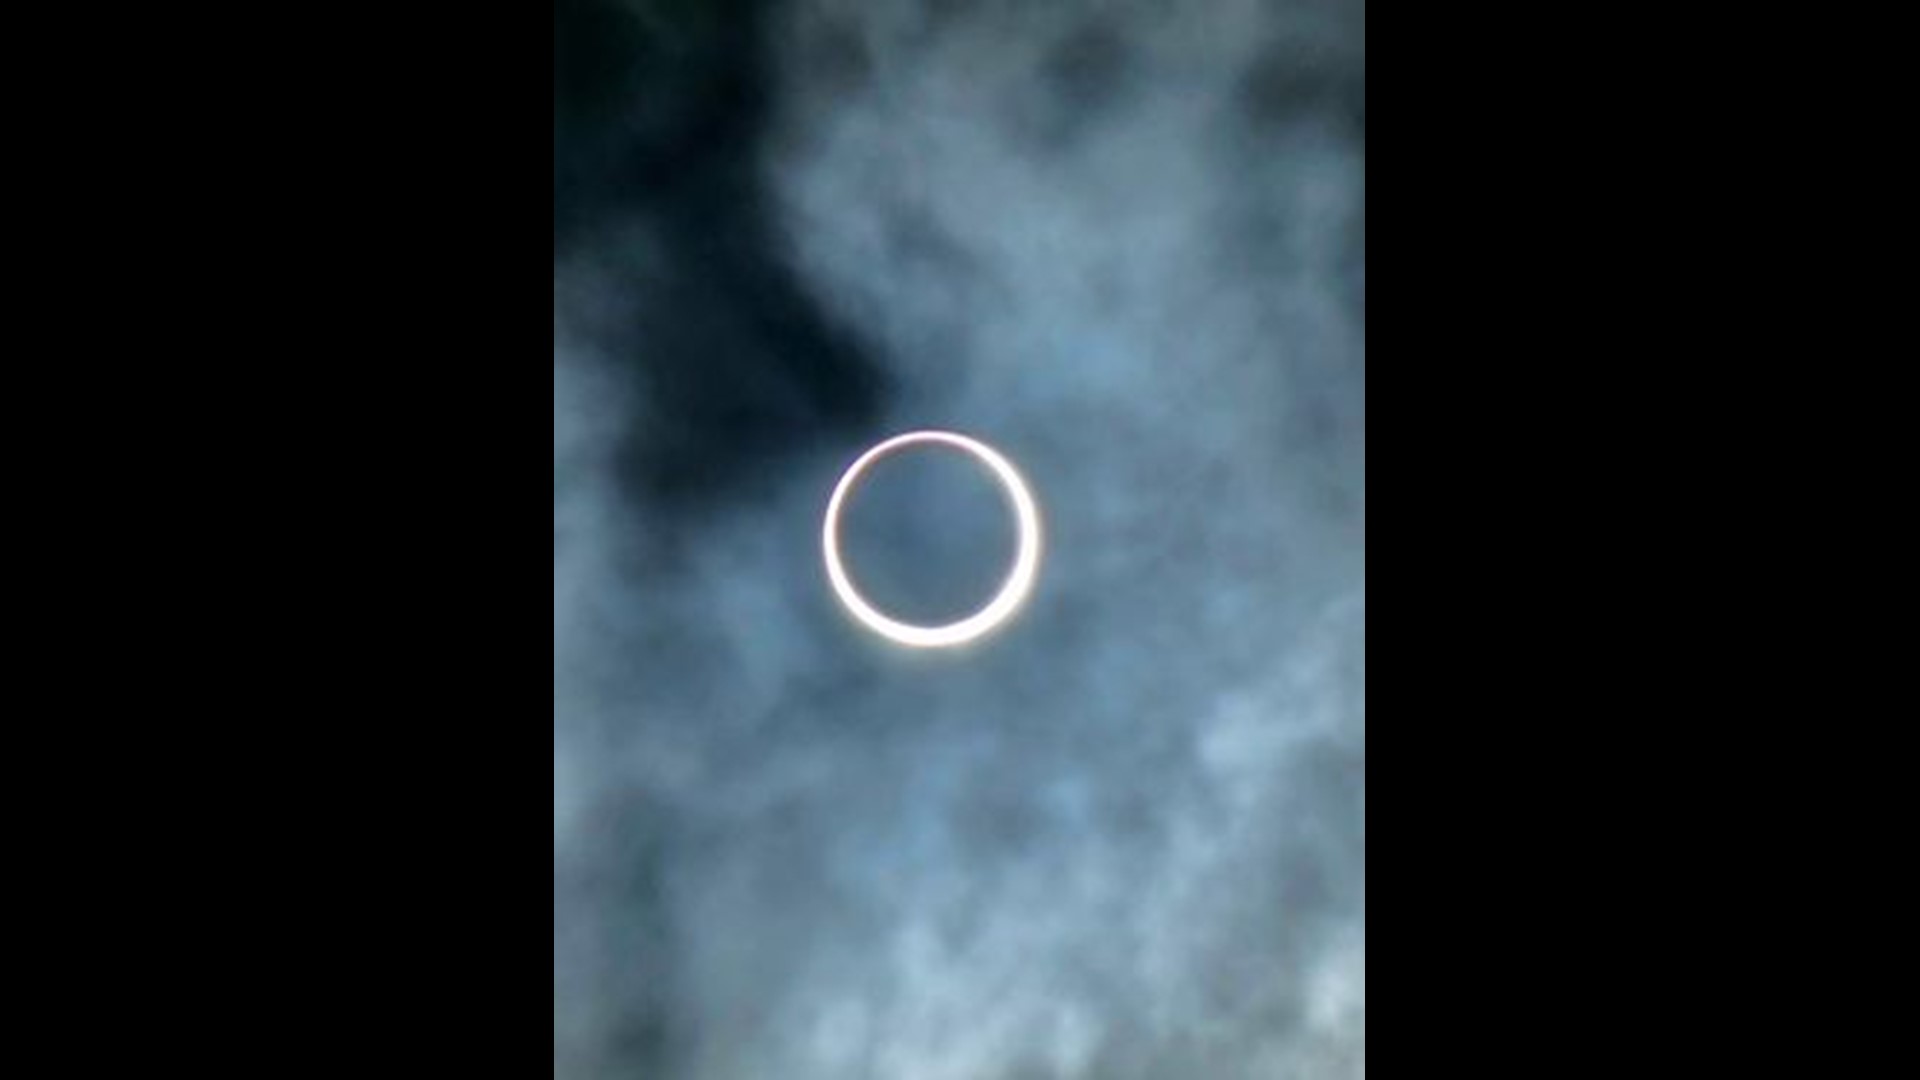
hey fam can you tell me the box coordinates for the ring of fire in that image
[821,430,1042,648]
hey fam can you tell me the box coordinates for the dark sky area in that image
[554,1,1365,1076]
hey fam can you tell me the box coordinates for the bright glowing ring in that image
[822,430,1042,648]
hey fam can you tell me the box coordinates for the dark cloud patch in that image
[1042,21,1130,109]
[791,13,874,97]
[604,211,888,510]
[554,0,761,248]
[555,0,891,513]
[1020,18,1136,148]
[1236,28,1366,140]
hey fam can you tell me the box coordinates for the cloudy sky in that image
[555,1,1364,1076]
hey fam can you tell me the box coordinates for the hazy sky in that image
[555,1,1364,1076]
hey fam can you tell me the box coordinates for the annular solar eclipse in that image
[822,430,1042,648]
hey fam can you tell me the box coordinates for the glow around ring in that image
[822,430,1042,648]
